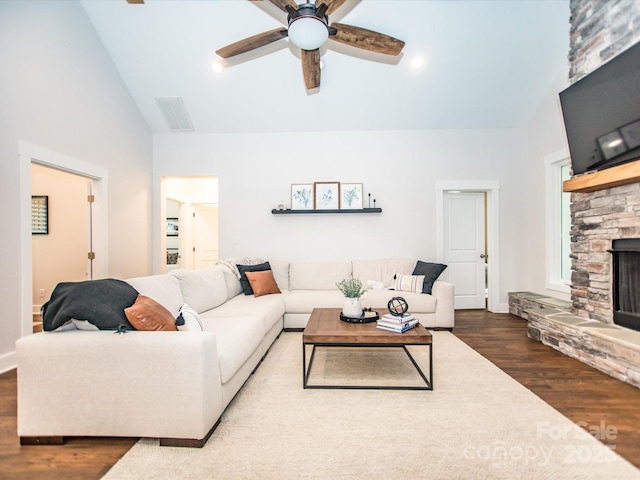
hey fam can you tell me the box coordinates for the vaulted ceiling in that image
[80,0,570,134]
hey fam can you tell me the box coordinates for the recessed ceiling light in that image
[409,56,425,70]
[212,61,224,73]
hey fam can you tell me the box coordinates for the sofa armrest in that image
[431,280,455,328]
[16,331,223,442]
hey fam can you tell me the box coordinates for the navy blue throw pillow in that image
[237,262,272,295]
[412,261,447,295]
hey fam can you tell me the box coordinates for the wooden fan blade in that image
[301,49,321,89]
[330,23,405,56]
[315,3,328,19]
[126,0,144,4]
[268,0,299,13]
[322,0,348,16]
[216,28,288,58]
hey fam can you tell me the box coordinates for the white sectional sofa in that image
[16,258,454,447]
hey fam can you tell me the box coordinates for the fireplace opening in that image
[610,238,640,332]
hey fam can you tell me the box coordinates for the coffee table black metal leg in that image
[303,343,432,390]
[402,345,433,390]
[303,343,318,389]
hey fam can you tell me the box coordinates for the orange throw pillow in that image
[244,270,281,297]
[124,295,177,331]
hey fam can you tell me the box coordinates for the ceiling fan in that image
[215,0,405,89]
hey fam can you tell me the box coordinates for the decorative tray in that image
[339,310,380,323]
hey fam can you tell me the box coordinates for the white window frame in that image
[545,149,571,294]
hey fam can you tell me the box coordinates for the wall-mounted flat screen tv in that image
[559,41,640,176]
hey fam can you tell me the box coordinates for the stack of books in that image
[376,312,419,333]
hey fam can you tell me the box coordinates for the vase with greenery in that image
[336,276,366,317]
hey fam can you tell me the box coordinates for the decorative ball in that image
[387,296,409,316]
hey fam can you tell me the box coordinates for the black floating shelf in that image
[271,208,382,215]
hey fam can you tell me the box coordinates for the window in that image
[545,150,571,294]
[560,163,571,283]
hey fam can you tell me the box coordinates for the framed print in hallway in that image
[31,195,48,234]
[291,183,314,210]
[314,182,340,210]
[340,183,363,209]
[166,218,179,236]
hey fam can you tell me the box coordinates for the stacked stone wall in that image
[567,0,640,322]
[570,183,640,322]
[568,0,640,83]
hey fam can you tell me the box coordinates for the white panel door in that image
[193,204,219,269]
[443,192,486,309]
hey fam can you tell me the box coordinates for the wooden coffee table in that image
[302,308,433,390]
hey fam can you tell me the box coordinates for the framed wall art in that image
[291,183,314,210]
[166,218,179,236]
[340,183,363,209]
[31,195,48,235]
[314,182,340,210]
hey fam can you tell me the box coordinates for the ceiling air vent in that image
[155,97,194,132]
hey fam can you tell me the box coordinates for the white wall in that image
[0,1,153,373]
[524,66,572,300]
[154,128,531,309]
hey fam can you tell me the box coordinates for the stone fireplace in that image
[565,0,640,325]
[511,1,640,389]
[569,184,640,324]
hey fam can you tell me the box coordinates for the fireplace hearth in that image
[610,238,640,332]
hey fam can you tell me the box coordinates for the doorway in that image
[436,181,501,313]
[193,204,219,269]
[161,177,218,272]
[31,164,94,324]
[442,191,487,309]
[19,141,107,337]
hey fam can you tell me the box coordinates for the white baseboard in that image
[0,350,17,374]
[489,302,510,314]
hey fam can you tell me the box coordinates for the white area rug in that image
[103,332,640,479]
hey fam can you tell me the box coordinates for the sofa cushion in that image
[216,265,243,300]
[125,295,177,331]
[394,274,426,294]
[352,258,417,288]
[283,290,346,313]
[237,262,272,295]
[199,315,264,384]
[412,261,447,294]
[268,259,290,291]
[126,274,183,318]
[204,293,285,337]
[170,268,227,314]
[363,290,437,312]
[289,261,352,290]
[245,270,281,297]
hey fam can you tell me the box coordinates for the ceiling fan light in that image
[288,16,329,50]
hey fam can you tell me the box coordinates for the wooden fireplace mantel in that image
[563,160,640,193]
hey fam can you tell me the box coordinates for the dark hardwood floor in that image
[1,310,640,479]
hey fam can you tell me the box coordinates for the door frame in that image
[19,141,108,337]
[436,180,503,313]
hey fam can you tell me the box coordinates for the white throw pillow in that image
[176,303,204,331]
[394,274,425,294]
